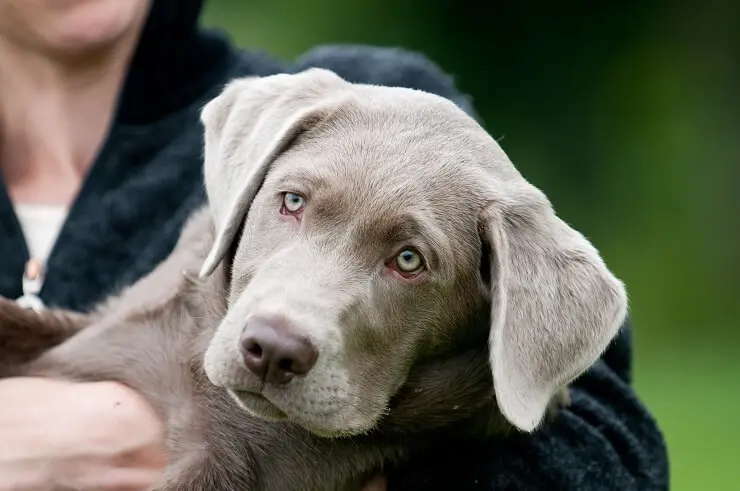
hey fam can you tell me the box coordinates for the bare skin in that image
[0,0,149,205]
[0,1,173,488]
[0,378,167,491]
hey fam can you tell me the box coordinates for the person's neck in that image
[0,38,137,206]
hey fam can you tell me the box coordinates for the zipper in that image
[14,258,46,312]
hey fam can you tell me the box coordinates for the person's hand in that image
[362,473,387,491]
[0,377,168,491]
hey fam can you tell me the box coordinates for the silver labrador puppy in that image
[0,68,627,490]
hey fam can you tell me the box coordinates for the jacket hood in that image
[117,0,235,124]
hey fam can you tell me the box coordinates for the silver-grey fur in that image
[0,68,627,490]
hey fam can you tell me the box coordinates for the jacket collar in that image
[115,0,236,125]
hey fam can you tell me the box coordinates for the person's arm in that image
[0,377,167,491]
[295,47,669,490]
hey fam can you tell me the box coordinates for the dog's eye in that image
[395,248,424,274]
[281,192,306,214]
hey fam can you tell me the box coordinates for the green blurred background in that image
[202,1,739,489]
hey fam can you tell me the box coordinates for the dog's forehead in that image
[271,133,475,232]
[260,115,488,272]
[256,83,524,256]
[279,88,492,199]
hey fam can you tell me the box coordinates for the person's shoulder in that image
[293,44,479,120]
[293,44,454,90]
[226,44,479,121]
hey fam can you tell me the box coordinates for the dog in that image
[0,68,627,490]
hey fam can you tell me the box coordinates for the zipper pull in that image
[15,259,46,312]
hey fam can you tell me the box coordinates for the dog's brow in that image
[274,168,324,193]
[377,213,441,269]
[383,215,424,241]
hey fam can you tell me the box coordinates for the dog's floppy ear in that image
[198,68,350,278]
[480,177,627,432]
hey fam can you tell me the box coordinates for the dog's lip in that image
[231,387,270,403]
[231,388,288,418]
[230,389,375,438]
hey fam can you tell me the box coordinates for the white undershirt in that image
[14,203,69,266]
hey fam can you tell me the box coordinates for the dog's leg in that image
[14,293,265,490]
[15,297,405,491]
[0,298,90,376]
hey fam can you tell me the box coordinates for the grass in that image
[634,342,740,491]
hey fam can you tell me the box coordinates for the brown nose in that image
[240,317,318,385]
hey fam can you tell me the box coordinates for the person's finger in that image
[74,468,165,491]
[0,465,54,491]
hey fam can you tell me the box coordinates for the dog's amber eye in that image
[282,192,305,214]
[395,248,424,274]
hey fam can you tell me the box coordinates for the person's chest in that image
[0,49,295,312]
[0,116,207,312]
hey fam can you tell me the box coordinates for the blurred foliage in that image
[202,1,739,489]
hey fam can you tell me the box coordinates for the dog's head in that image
[199,68,627,437]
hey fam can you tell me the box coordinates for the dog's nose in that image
[240,318,318,385]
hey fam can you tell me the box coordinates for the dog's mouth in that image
[229,389,288,420]
[228,387,376,438]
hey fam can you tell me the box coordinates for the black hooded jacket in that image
[0,1,668,489]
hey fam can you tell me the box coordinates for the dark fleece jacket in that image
[0,0,669,489]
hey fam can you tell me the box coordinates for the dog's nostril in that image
[246,343,263,357]
[278,358,293,372]
[240,317,319,386]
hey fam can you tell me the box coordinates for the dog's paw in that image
[0,298,89,377]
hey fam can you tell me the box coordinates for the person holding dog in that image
[0,0,667,489]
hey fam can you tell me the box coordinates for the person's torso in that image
[0,48,285,311]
